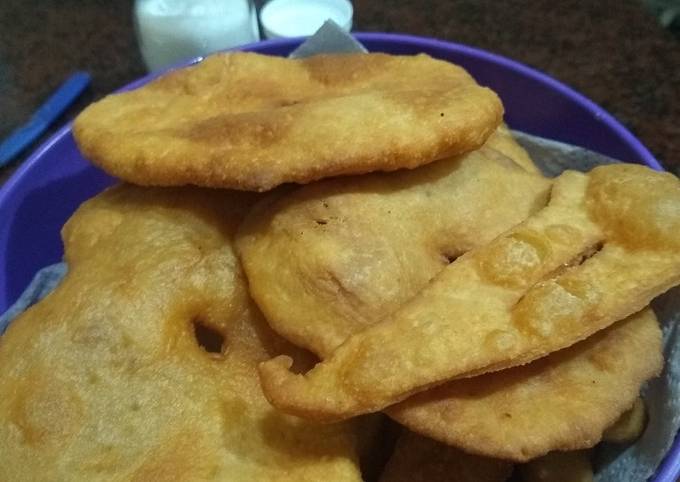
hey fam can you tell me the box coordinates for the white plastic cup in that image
[134,0,261,71]
[260,0,353,39]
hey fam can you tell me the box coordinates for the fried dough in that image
[73,52,503,191]
[236,128,550,357]
[486,124,539,174]
[0,186,365,481]
[520,451,593,482]
[239,128,664,458]
[387,308,662,461]
[602,397,647,444]
[379,431,512,482]
[259,164,680,421]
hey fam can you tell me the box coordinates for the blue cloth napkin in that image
[0,263,67,335]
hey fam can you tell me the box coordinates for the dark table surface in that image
[1,0,679,187]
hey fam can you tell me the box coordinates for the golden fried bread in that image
[236,129,550,357]
[387,308,662,461]
[487,124,539,174]
[258,164,680,421]
[0,186,365,482]
[602,397,647,444]
[379,431,512,482]
[520,451,594,482]
[73,52,503,191]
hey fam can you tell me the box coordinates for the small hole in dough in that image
[574,241,604,266]
[442,252,459,264]
[193,320,226,357]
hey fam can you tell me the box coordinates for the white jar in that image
[134,0,260,71]
[260,0,353,39]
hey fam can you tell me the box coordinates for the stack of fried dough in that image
[0,51,678,482]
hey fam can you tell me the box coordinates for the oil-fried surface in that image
[73,52,502,191]
[602,397,647,444]
[236,129,550,357]
[0,186,365,482]
[379,431,512,482]
[519,450,594,482]
[258,164,680,421]
[388,309,662,461]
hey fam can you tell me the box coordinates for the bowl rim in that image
[0,31,676,482]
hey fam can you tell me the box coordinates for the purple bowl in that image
[0,33,676,480]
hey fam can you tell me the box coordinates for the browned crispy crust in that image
[387,308,662,462]
[257,164,680,422]
[379,431,512,482]
[236,129,550,358]
[73,52,503,191]
[519,451,594,482]
[0,185,365,481]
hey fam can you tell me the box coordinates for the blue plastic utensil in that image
[0,71,90,167]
